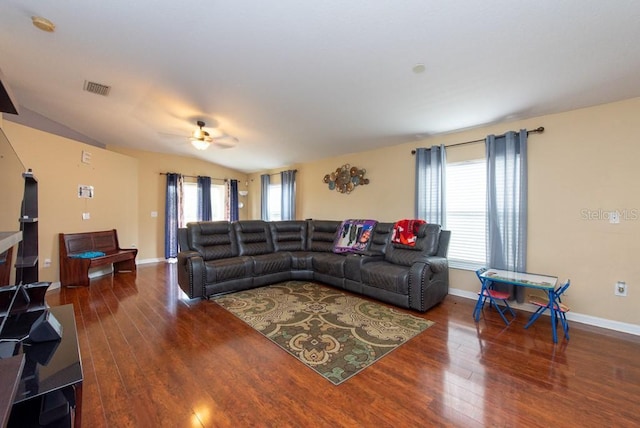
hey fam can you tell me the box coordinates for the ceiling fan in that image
[189,120,238,150]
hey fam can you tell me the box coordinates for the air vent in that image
[83,80,111,96]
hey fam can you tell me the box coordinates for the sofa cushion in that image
[189,221,239,261]
[312,252,347,277]
[289,251,314,270]
[234,220,274,256]
[205,256,253,283]
[251,252,292,275]
[307,220,340,252]
[270,221,308,252]
[368,222,393,255]
[360,261,410,294]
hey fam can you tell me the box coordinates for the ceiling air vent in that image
[83,80,111,96]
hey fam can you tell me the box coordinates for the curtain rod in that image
[411,126,544,155]
[265,169,299,177]
[159,172,228,181]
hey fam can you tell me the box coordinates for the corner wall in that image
[2,121,139,283]
[291,97,640,326]
[108,146,249,263]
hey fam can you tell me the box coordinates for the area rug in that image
[212,281,434,385]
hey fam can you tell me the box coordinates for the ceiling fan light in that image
[192,128,204,139]
[191,139,210,150]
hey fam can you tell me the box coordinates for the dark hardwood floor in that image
[46,263,640,427]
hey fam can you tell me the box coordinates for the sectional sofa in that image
[177,219,450,312]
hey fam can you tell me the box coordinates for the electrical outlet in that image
[615,281,627,296]
[43,258,51,268]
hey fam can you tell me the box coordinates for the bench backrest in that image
[60,230,120,256]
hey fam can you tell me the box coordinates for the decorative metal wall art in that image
[323,164,369,194]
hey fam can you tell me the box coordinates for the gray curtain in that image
[261,174,270,220]
[164,173,181,259]
[281,170,296,221]
[486,130,528,302]
[197,175,212,221]
[228,179,239,221]
[415,145,446,225]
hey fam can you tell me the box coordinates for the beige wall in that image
[280,98,640,325]
[246,167,289,221]
[108,147,248,261]
[0,121,249,280]
[2,121,139,283]
[3,97,639,327]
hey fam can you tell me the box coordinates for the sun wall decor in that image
[323,164,369,194]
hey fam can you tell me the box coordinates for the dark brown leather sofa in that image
[177,219,450,312]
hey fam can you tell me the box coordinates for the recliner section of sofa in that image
[178,219,450,312]
[269,220,313,279]
[358,223,448,312]
[234,220,292,287]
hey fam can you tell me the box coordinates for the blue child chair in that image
[524,279,571,341]
[473,268,516,325]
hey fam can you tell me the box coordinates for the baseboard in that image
[448,287,640,336]
[137,257,165,265]
[48,281,61,291]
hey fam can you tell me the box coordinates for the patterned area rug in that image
[213,281,434,385]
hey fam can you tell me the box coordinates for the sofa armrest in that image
[425,256,448,273]
[408,260,449,312]
[177,251,205,299]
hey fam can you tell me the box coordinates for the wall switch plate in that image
[151,211,158,218]
[43,258,51,267]
[82,212,90,220]
[81,150,91,164]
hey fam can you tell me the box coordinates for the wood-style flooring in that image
[45,263,640,427]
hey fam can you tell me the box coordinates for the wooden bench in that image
[59,229,137,287]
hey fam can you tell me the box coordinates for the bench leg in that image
[61,274,90,287]
[60,260,91,287]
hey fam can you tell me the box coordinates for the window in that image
[445,160,486,269]
[181,181,226,225]
[268,184,281,221]
[210,184,226,220]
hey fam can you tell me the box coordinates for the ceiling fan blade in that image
[158,131,188,139]
[212,135,238,149]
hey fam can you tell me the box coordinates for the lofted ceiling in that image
[1,1,640,173]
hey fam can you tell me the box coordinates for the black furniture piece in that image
[15,171,39,285]
[0,355,24,428]
[2,304,83,428]
[178,219,450,312]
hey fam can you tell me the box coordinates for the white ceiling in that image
[1,1,640,173]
